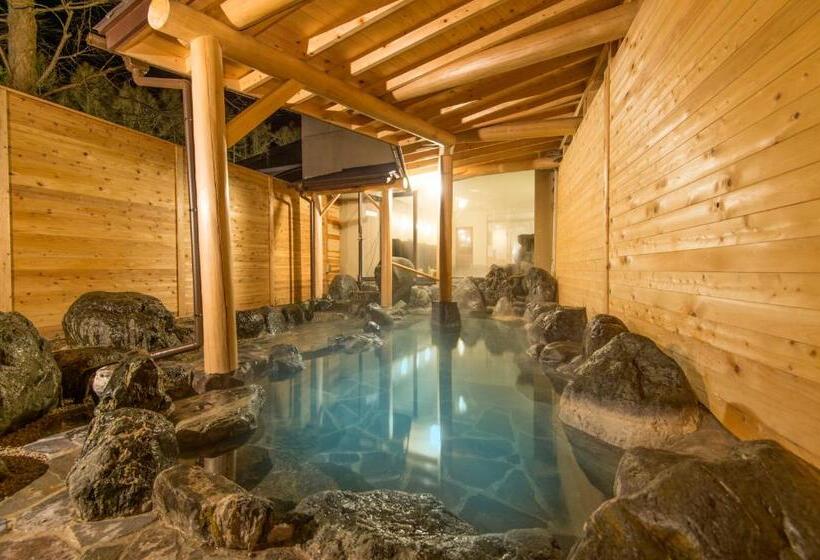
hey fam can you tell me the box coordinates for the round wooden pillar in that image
[190,35,238,374]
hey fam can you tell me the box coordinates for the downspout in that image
[357,192,363,284]
[123,58,204,360]
[300,192,316,301]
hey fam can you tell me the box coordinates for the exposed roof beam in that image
[385,0,600,92]
[226,79,302,147]
[307,0,417,57]
[392,2,639,101]
[470,95,581,127]
[456,117,581,144]
[454,158,558,179]
[148,0,456,145]
[350,0,507,76]
[220,0,303,29]
[460,82,585,125]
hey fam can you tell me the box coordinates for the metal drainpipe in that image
[124,59,203,360]
[357,192,363,284]
[300,192,316,301]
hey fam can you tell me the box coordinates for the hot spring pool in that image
[200,316,610,539]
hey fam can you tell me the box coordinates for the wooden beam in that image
[351,0,506,76]
[456,117,581,144]
[365,192,380,210]
[148,0,456,146]
[380,187,393,307]
[220,0,302,29]
[385,0,599,92]
[453,158,558,179]
[319,193,341,217]
[312,194,324,298]
[226,79,301,147]
[0,89,11,311]
[439,146,454,302]
[393,260,438,281]
[190,35,238,374]
[392,2,639,101]
[307,0,416,56]
[471,97,580,127]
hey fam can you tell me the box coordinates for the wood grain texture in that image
[1,86,324,335]
[557,0,820,466]
[0,89,11,311]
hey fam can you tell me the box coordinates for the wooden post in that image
[439,145,454,302]
[534,169,554,271]
[190,35,238,374]
[312,193,324,298]
[380,187,393,307]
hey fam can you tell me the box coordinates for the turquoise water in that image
[225,317,610,538]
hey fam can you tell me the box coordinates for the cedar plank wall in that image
[554,83,608,317]
[556,0,820,466]
[0,87,338,335]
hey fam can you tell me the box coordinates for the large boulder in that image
[52,346,124,402]
[365,303,394,327]
[454,277,487,316]
[375,257,416,304]
[153,465,308,550]
[559,333,701,448]
[62,291,181,351]
[329,274,358,302]
[527,306,586,345]
[409,285,432,308]
[583,314,628,357]
[168,385,264,456]
[0,312,61,434]
[67,407,178,520]
[296,490,560,560]
[483,265,511,307]
[96,352,171,414]
[522,267,556,303]
[538,341,582,368]
[569,440,820,560]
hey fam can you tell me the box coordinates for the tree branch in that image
[42,65,120,96]
[37,6,74,87]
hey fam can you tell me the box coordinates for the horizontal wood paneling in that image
[1,87,326,335]
[556,0,820,466]
[554,74,608,317]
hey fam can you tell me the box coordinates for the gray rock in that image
[281,304,306,325]
[523,267,557,303]
[329,274,358,302]
[96,352,171,414]
[53,346,124,402]
[375,256,416,305]
[583,314,628,357]
[0,456,8,480]
[154,360,196,400]
[570,440,820,560]
[539,340,582,367]
[454,277,487,316]
[152,465,307,550]
[62,291,180,351]
[67,408,178,520]
[0,312,61,433]
[297,490,559,560]
[246,448,340,502]
[366,303,394,327]
[236,306,288,339]
[268,344,304,376]
[492,296,517,318]
[526,343,544,359]
[523,301,557,323]
[483,265,511,307]
[409,285,432,308]
[559,333,701,448]
[168,385,264,455]
[329,333,383,354]
[527,305,587,345]
[364,320,380,334]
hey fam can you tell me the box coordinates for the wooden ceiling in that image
[94,0,634,178]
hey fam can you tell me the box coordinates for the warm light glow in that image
[365,209,378,218]
[457,338,465,356]
[457,197,468,210]
[408,171,441,195]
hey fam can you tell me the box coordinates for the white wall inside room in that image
[453,171,535,277]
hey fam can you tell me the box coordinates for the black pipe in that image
[124,59,203,360]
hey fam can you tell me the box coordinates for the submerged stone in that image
[570,440,820,560]
[153,465,307,550]
[328,333,383,354]
[0,311,61,434]
[365,303,394,327]
[168,384,264,456]
[559,333,701,448]
[62,291,180,351]
[53,346,124,402]
[582,314,628,358]
[95,352,171,414]
[363,320,380,334]
[238,344,304,380]
[67,408,178,520]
